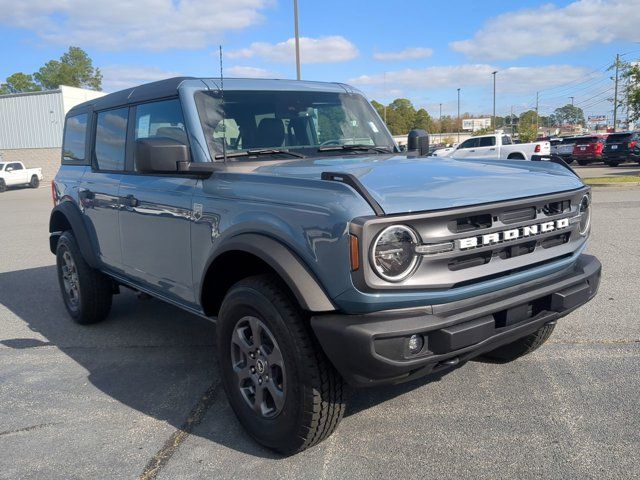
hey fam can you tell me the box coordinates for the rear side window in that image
[62,114,88,163]
[502,136,512,145]
[479,136,496,147]
[95,108,128,171]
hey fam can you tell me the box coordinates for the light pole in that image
[457,88,461,143]
[293,0,301,80]
[492,71,497,131]
[439,102,442,134]
[569,96,574,106]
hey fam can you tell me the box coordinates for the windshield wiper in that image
[317,144,392,154]
[215,149,305,160]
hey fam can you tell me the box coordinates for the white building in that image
[0,86,105,180]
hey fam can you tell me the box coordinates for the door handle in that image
[489,148,496,151]
[469,149,475,152]
[123,194,139,208]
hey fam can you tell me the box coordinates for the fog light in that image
[408,334,424,354]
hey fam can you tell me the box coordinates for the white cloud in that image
[450,0,640,60]
[0,0,271,51]
[101,66,184,92]
[349,64,596,94]
[227,36,358,63]
[373,47,433,61]
[226,66,280,78]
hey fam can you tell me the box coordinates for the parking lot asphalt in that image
[1,185,639,480]
[572,162,640,178]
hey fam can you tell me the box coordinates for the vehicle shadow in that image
[0,265,450,459]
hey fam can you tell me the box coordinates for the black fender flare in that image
[206,233,336,312]
[49,201,100,268]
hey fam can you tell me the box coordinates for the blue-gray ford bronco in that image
[50,77,601,453]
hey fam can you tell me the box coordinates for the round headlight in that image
[371,225,419,282]
[579,195,591,235]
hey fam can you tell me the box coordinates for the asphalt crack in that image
[139,379,221,480]
[0,422,59,436]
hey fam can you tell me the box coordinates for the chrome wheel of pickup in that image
[61,250,80,309]
[231,316,286,418]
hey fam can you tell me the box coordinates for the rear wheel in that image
[507,153,525,160]
[0,179,5,193]
[56,231,113,324]
[30,175,39,188]
[563,157,574,165]
[482,322,556,362]
[217,274,346,454]
[577,159,589,166]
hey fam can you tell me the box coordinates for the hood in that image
[254,155,584,215]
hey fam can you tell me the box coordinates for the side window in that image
[459,138,478,149]
[478,136,496,147]
[135,99,187,144]
[62,114,88,163]
[502,136,512,145]
[10,162,23,170]
[95,108,128,171]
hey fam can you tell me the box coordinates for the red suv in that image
[572,135,606,165]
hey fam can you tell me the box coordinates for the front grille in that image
[356,188,589,291]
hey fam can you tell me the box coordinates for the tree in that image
[413,108,432,131]
[34,47,102,90]
[0,73,41,94]
[623,63,640,124]
[519,110,538,127]
[553,104,585,126]
[2,47,102,94]
[518,123,538,142]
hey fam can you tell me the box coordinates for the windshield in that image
[576,137,598,144]
[194,90,395,160]
[561,138,576,144]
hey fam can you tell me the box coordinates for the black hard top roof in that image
[68,77,196,114]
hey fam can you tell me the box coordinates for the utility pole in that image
[457,88,461,143]
[293,0,301,80]
[439,103,442,134]
[510,105,514,136]
[613,53,620,132]
[492,71,497,131]
[569,96,574,106]
[535,91,539,133]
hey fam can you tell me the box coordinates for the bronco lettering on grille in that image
[458,218,570,250]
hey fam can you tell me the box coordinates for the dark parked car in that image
[602,131,640,166]
[572,135,606,165]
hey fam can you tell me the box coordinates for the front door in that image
[452,137,480,159]
[118,99,196,305]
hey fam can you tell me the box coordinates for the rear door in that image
[79,107,128,270]
[118,98,197,305]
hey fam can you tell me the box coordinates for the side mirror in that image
[135,138,190,173]
[5,167,12,172]
[406,129,430,156]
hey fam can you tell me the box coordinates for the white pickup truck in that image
[432,133,550,160]
[0,161,43,192]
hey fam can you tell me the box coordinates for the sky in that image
[1,0,639,121]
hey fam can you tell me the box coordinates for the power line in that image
[574,87,614,106]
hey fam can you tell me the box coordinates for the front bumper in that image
[311,254,601,387]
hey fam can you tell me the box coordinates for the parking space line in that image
[139,379,221,480]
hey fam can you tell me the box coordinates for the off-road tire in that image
[217,274,346,454]
[482,322,556,362]
[56,230,112,324]
[30,175,39,188]
[577,159,589,166]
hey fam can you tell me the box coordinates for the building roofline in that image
[0,88,62,99]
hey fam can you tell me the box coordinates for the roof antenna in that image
[219,45,227,163]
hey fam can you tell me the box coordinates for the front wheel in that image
[482,322,556,362]
[30,175,40,188]
[216,274,346,454]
